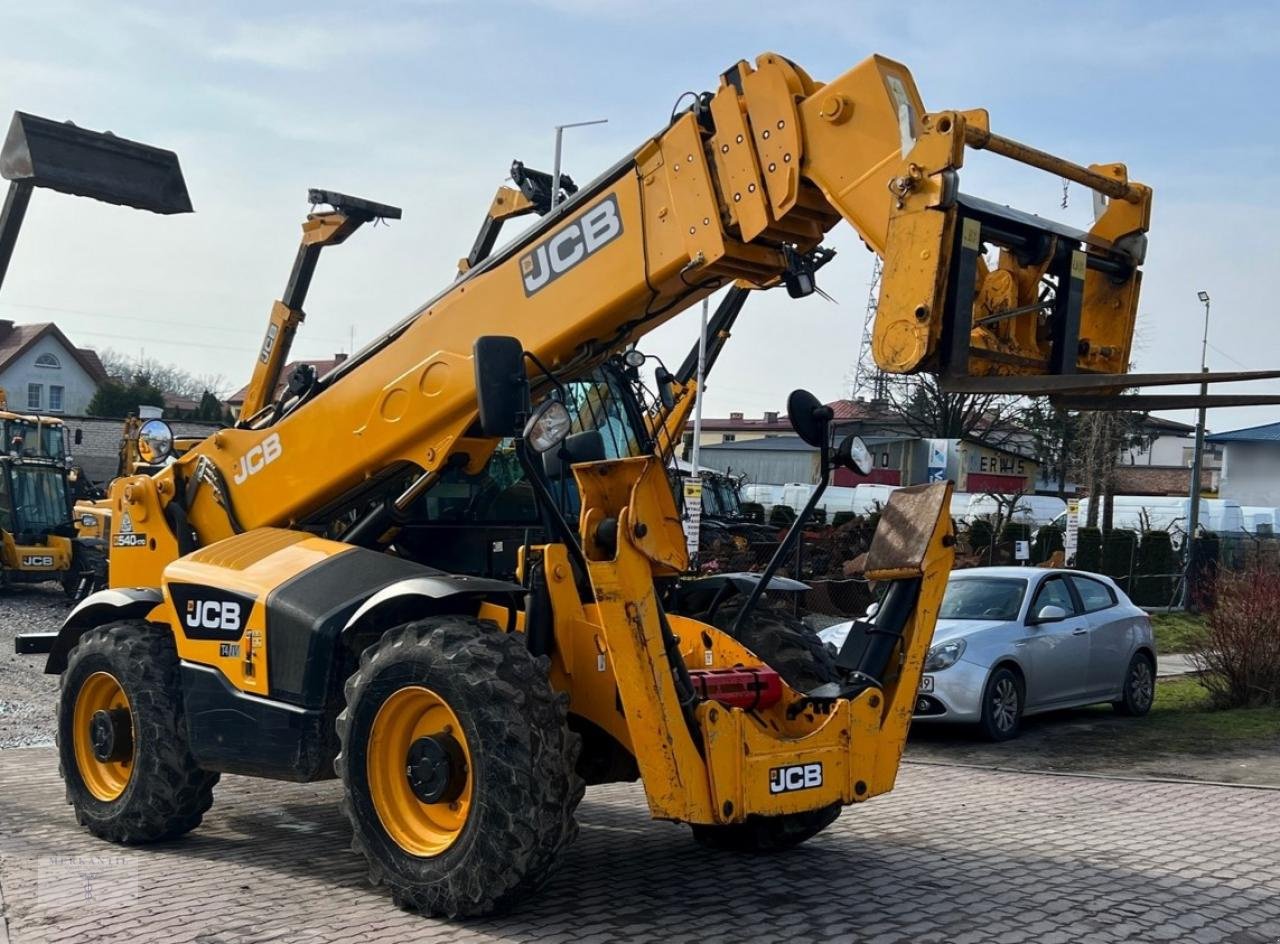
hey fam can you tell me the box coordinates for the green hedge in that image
[1102,529,1138,581]
[1033,525,1064,564]
[1075,527,1102,571]
[1131,530,1175,606]
[968,519,994,552]
[769,504,797,528]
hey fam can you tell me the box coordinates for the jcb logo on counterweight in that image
[769,762,823,794]
[519,195,622,295]
[169,584,255,642]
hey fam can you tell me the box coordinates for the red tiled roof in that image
[0,321,110,384]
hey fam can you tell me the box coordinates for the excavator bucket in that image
[1,111,191,213]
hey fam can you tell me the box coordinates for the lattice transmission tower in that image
[850,256,888,402]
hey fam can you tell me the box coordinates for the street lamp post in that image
[1185,290,1211,608]
[551,119,608,210]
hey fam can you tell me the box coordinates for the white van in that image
[1241,506,1279,535]
[965,494,1068,527]
[1051,496,1245,537]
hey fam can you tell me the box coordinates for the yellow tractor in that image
[22,53,1184,916]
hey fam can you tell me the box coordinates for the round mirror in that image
[523,400,572,454]
[137,418,174,464]
[837,434,874,476]
[786,389,832,448]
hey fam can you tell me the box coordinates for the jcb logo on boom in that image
[768,762,823,794]
[185,600,242,634]
[233,433,283,485]
[519,195,622,295]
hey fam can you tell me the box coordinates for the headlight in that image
[924,638,966,672]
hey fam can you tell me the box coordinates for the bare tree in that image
[881,374,1028,451]
[98,349,230,399]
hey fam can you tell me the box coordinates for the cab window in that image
[1030,575,1077,618]
[1070,576,1116,613]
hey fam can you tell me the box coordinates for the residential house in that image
[0,320,107,415]
[1115,414,1221,496]
[1207,421,1280,506]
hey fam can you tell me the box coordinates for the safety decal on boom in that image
[519,194,622,295]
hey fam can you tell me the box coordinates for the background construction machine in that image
[0,109,191,599]
[25,52,1166,917]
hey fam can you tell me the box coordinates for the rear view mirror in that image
[654,366,676,411]
[836,434,873,476]
[137,419,173,463]
[1034,604,1067,623]
[473,336,527,438]
[787,389,832,448]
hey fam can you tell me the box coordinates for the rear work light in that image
[687,667,783,710]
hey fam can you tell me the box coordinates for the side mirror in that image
[865,600,880,619]
[1033,604,1067,623]
[654,366,676,411]
[523,400,572,454]
[473,336,527,437]
[137,419,174,463]
[74,428,83,446]
[787,389,832,448]
[835,434,873,476]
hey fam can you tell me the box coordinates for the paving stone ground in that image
[1,747,1277,943]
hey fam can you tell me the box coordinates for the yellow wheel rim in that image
[72,671,134,802]
[368,686,473,857]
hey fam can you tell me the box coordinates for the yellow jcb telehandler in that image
[20,52,1190,916]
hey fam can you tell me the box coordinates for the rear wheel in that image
[337,616,582,917]
[57,621,219,842]
[979,666,1024,741]
[1114,653,1155,716]
[691,600,842,853]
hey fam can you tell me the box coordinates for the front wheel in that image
[979,666,1024,741]
[57,621,219,842]
[1113,653,1155,716]
[336,617,582,918]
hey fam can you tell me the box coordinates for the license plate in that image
[918,675,934,693]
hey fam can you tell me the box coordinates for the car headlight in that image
[924,639,966,672]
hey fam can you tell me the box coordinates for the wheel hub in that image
[405,734,467,805]
[89,707,133,763]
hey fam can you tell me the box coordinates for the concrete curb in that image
[903,758,1280,791]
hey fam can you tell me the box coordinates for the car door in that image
[1020,574,1090,708]
[1071,575,1129,699]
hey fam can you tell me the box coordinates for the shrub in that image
[967,519,994,553]
[1032,525,1064,564]
[1193,568,1280,708]
[1075,526,1102,571]
[740,501,765,523]
[1000,521,1032,545]
[1101,529,1137,588]
[832,511,855,529]
[1132,531,1175,606]
[768,504,796,529]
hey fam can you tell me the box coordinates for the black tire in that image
[979,666,1024,741]
[57,621,219,843]
[690,600,841,853]
[702,600,838,691]
[1114,652,1155,716]
[62,544,106,601]
[336,617,583,918]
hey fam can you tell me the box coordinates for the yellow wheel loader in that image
[20,52,1180,916]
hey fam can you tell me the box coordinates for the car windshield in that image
[939,576,1027,621]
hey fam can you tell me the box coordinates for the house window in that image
[722,434,736,443]
[27,383,41,410]
[49,385,64,412]
[34,353,60,369]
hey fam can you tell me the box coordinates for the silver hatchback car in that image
[819,567,1157,740]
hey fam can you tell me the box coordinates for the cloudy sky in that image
[1,1,1276,431]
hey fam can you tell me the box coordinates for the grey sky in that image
[1,1,1276,431]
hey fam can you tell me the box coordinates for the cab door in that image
[1020,574,1090,708]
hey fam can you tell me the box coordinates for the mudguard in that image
[43,587,164,673]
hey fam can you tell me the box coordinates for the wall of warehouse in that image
[63,416,222,486]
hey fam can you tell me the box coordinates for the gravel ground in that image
[0,584,69,749]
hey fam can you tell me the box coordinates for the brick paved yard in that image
[1,748,1277,943]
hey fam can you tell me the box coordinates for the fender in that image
[41,587,164,673]
[341,573,524,644]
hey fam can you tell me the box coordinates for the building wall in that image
[0,335,100,415]
[1218,442,1280,507]
[64,416,222,486]
[698,447,818,486]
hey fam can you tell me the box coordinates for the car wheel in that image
[1113,653,1155,716]
[979,667,1023,741]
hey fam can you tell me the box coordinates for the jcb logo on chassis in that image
[169,584,255,642]
[519,195,622,295]
[233,433,283,485]
[21,555,54,568]
[769,762,823,794]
